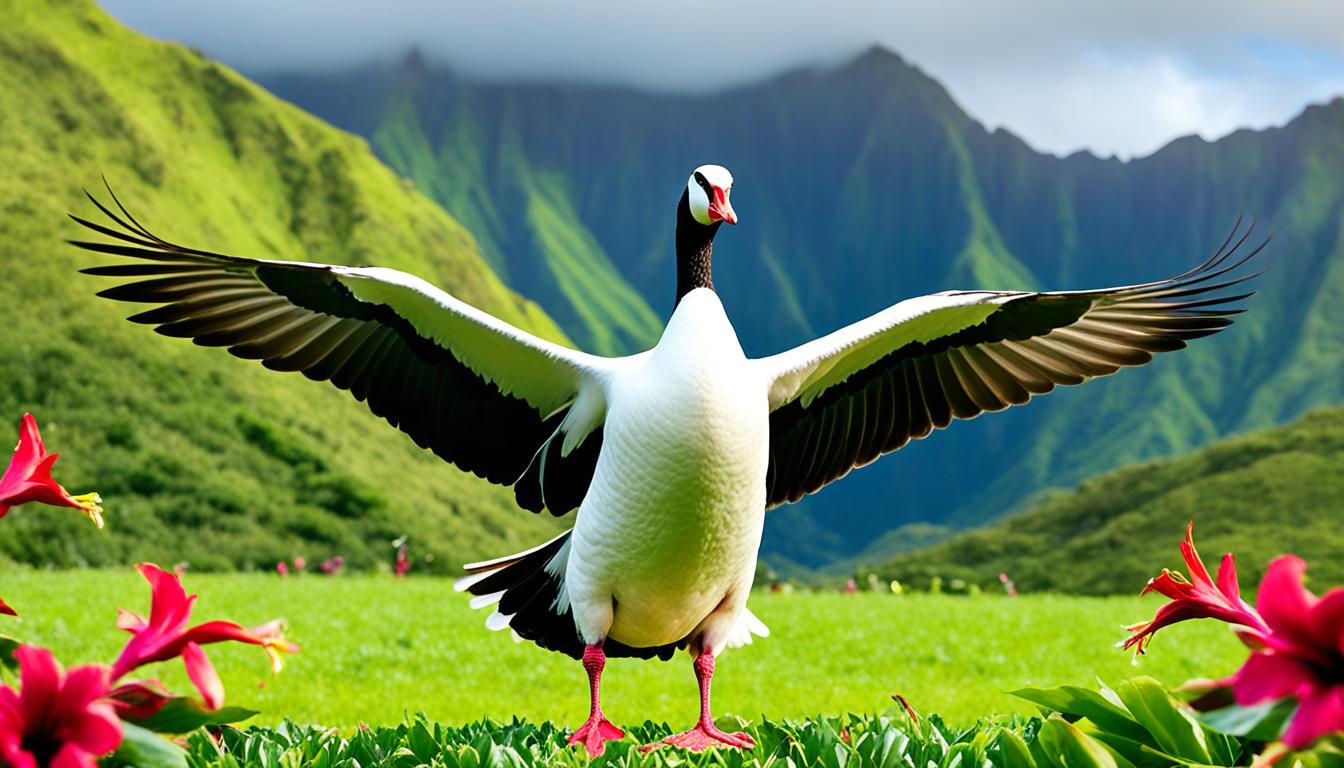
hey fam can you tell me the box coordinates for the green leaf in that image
[128,697,258,734]
[1012,685,1151,744]
[994,728,1038,768]
[106,722,189,768]
[1198,699,1295,741]
[1033,717,1134,768]
[1115,677,1211,763]
[0,633,20,676]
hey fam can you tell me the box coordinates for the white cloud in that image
[946,50,1344,157]
[97,0,1344,158]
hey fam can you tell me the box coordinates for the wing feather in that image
[757,220,1267,508]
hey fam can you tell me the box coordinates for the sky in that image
[99,1,1344,159]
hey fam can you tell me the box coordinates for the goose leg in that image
[641,651,755,752]
[567,643,624,757]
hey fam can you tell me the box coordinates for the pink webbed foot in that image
[641,720,755,752]
[567,643,624,757]
[640,651,755,752]
[567,713,625,757]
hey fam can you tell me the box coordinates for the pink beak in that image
[707,185,737,225]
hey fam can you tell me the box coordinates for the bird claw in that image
[640,722,755,752]
[567,712,624,757]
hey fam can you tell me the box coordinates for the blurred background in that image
[2,0,1342,596]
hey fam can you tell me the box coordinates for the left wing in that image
[69,188,619,516]
[754,221,1267,508]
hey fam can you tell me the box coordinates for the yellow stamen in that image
[72,492,103,529]
[264,644,284,674]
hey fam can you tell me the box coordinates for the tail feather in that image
[456,530,684,661]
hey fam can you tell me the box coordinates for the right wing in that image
[754,221,1266,507]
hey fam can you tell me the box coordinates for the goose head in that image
[674,164,736,305]
[685,164,737,226]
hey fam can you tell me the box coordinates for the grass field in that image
[0,570,1246,729]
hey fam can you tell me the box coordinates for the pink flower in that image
[1124,523,1269,655]
[1224,556,1344,750]
[395,545,410,579]
[111,564,299,709]
[276,561,288,577]
[0,414,102,527]
[292,557,305,572]
[0,646,121,768]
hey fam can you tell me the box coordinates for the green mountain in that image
[872,405,1344,595]
[0,0,569,572]
[262,51,1344,568]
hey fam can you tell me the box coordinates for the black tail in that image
[454,531,683,661]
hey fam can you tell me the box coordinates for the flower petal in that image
[181,642,224,710]
[0,598,15,618]
[136,564,192,634]
[48,743,99,768]
[1308,587,1344,656]
[1216,552,1243,604]
[16,645,61,718]
[4,415,46,483]
[2,746,38,768]
[1257,556,1320,650]
[1179,522,1216,590]
[178,619,261,646]
[1231,652,1316,705]
[51,665,109,713]
[66,701,122,755]
[1283,685,1344,750]
[114,609,146,634]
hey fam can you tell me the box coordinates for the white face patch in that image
[687,164,734,226]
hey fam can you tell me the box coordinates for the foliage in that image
[180,712,1027,768]
[1014,677,1247,766]
[0,0,568,573]
[176,680,1344,768]
[876,406,1344,594]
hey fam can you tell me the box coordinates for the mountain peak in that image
[845,44,910,73]
[399,46,428,75]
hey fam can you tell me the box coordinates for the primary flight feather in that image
[71,164,1263,754]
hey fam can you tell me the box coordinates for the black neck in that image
[675,189,721,307]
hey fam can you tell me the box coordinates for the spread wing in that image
[70,188,615,515]
[754,220,1267,508]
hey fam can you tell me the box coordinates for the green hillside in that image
[872,405,1344,594]
[372,94,665,356]
[0,0,569,572]
[263,51,1344,569]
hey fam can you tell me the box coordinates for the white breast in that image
[565,289,770,649]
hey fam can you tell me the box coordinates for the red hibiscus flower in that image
[1124,522,1269,655]
[111,564,298,709]
[1224,556,1344,749]
[1128,525,1344,751]
[0,645,121,768]
[0,414,102,528]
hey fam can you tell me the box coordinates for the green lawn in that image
[0,570,1245,729]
